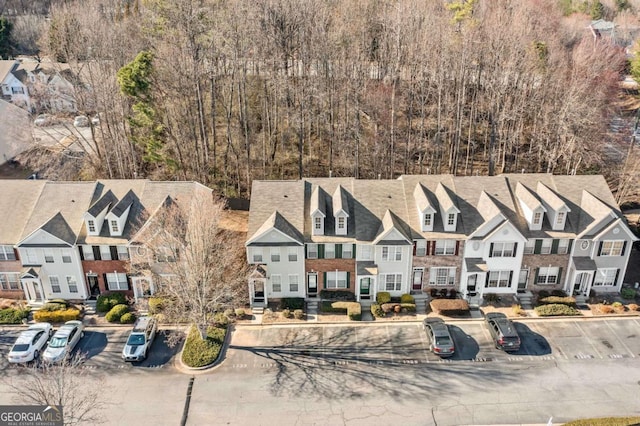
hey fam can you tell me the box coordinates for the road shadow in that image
[74,331,108,359]
[448,325,480,360]
[133,330,183,368]
[514,322,551,356]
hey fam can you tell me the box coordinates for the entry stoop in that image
[252,306,265,315]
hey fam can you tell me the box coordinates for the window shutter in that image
[557,267,563,285]
[304,244,308,258]
[78,247,84,261]
[323,272,327,289]
[597,241,603,256]
[567,239,573,254]
[614,269,620,286]
[534,240,542,255]
[352,244,356,258]
[413,242,417,256]
[346,272,350,289]
[455,241,460,256]
[621,241,627,256]
[126,275,131,291]
[509,271,513,287]
[533,268,539,285]
[93,246,101,261]
[336,244,342,259]
[431,241,436,256]
[110,246,118,260]
[489,243,494,257]
[484,274,489,288]
[426,241,431,256]
[318,244,325,259]
[512,242,517,257]
[551,239,559,254]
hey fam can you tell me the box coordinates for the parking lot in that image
[223,317,640,372]
[0,326,182,373]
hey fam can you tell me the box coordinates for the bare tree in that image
[2,354,110,426]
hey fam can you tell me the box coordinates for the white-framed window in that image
[416,240,427,257]
[600,240,624,256]
[110,220,119,233]
[66,276,78,293]
[106,273,128,290]
[252,249,263,263]
[0,273,20,290]
[270,248,280,262]
[271,274,282,292]
[50,276,61,293]
[556,211,565,226]
[593,268,618,287]
[359,245,373,260]
[0,245,16,261]
[490,242,515,257]
[307,244,318,259]
[424,213,432,227]
[289,274,299,292]
[314,216,322,230]
[537,267,559,285]
[326,271,348,289]
[435,240,456,255]
[342,244,353,259]
[337,216,346,231]
[486,270,511,288]
[382,246,402,261]
[87,220,96,233]
[429,267,456,286]
[557,239,570,255]
[533,212,542,225]
[447,213,455,226]
[288,247,297,262]
[383,273,402,291]
[117,246,129,260]
[325,244,335,259]
[82,245,95,260]
[541,239,552,254]
[100,245,112,260]
[25,249,38,264]
[44,249,54,263]
[524,240,535,255]
[62,251,72,263]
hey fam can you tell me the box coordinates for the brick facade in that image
[81,259,133,297]
[0,251,24,299]
[522,254,570,292]
[305,258,356,293]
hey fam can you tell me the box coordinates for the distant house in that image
[0,99,32,164]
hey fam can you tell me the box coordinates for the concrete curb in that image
[174,324,234,375]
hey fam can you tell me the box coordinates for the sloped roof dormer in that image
[536,182,570,231]
[435,183,460,232]
[84,190,117,236]
[310,186,327,236]
[246,211,304,246]
[105,190,136,237]
[413,183,437,232]
[373,210,412,245]
[332,185,350,235]
[515,182,547,231]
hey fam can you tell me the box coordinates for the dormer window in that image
[110,220,119,233]
[88,220,96,233]
[312,213,325,236]
[556,212,565,226]
[424,214,432,227]
[533,212,541,225]
[314,217,322,230]
[447,214,455,226]
[337,217,346,232]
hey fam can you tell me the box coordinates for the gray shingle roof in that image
[373,210,412,244]
[87,189,117,217]
[247,180,305,242]
[309,186,326,217]
[0,180,47,244]
[40,212,75,245]
[514,181,544,212]
[332,185,349,216]
[248,211,303,244]
[110,190,136,217]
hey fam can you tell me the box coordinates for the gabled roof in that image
[39,212,75,246]
[373,210,412,244]
[309,186,326,217]
[514,181,546,213]
[332,185,349,216]
[110,190,136,217]
[87,189,117,217]
[413,183,437,213]
[0,180,46,244]
[0,60,17,83]
[248,180,305,241]
[476,191,503,222]
[536,182,570,212]
[435,183,460,213]
[247,211,304,244]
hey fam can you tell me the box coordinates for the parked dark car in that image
[485,312,521,352]
[423,318,455,357]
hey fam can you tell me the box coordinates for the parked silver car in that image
[42,320,84,363]
[7,323,53,363]
[423,318,455,358]
[122,316,157,362]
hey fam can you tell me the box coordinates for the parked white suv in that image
[7,323,53,364]
[122,316,157,362]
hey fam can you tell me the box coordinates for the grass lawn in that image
[181,324,227,368]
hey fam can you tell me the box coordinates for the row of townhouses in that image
[0,180,211,304]
[245,174,638,306]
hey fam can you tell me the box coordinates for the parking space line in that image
[417,323,431,363]
[573,321,603,359]
[603,320,636,358]
[384,326,394,362]
[528,322,568,360]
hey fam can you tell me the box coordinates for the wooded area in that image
[3,0,640,200]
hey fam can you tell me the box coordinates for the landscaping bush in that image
[331,301,361,321]
[550,289,568,297]
[97,293,128,313]
[628,303,639,311]
[380,302,416,314]
[512,304,526,317]
[235,308,246,319]
[105,304,129,323]
[321,301,342,312]
[400,294,415,304]
[120,312,136,324]
[400,303,416,312]
[381,303,394,314]
[281,308,292,319]
[376,292,391,304]
[598,304,615,314]
[148,297,164,314]
[537,290,550,299]
[213,312,229,327]
[448,289,458,299]
[371,303,384,318]
[535,303,581,316]
[538,296,577,307]
[224,309,235,318]
[483,293,500,303]
[33,308,81,323]
[563,416,640,426]
[182,325,226,368]
[280,298,305,310]
[41,302,67,312]
[621,288,637,300]
[293,309,304,319]
[612,301,623,308]
[0,307,30,324]
[430,299,470,316]
[319,290,355,301]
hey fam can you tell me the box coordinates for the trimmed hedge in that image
[400,294,415,304]
[538,296,577,307]
[280,298,305,310]
[97,292,128,313]
[293,309,304,319]
[621,288,637,300]
[330,301,362,321]
[182,325,226,368]
[535,303,581,316]
[148,297,165,314]
[380,303,417,314]
[430,299,470,316]
[563,417,640,426]
[105,304,129,323]
[0,307,30,324]
[376,292,391,304]
[319,290,356,301]
[41,303,68,312]
[34,308,81,323]
[120,312,136,324]
[371,303,384,318]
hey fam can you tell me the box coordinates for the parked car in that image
[42,320,84,363]
[485,312,521,352]
[33,114,51,127]
[423,318,455,357]
[91,114,100,126]
[73,115,89,127]
[122,316,157,362]
[7,323,54,364]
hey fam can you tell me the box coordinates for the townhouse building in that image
[246,174,637,307]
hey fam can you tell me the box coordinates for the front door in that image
[132,277,153,300]
[307,273,318,297]
[88,275,100,299]
[573,272,589,295]
[253,280,265,302]
[467,274,477,296]
[412,268,424,292]
[517,269,529,293]
[360,277,371,299]
[24,280,43,303]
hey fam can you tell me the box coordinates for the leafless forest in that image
[4,0,640,200]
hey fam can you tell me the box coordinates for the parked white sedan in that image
[42,320,84,363]
[7,323,54,364]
